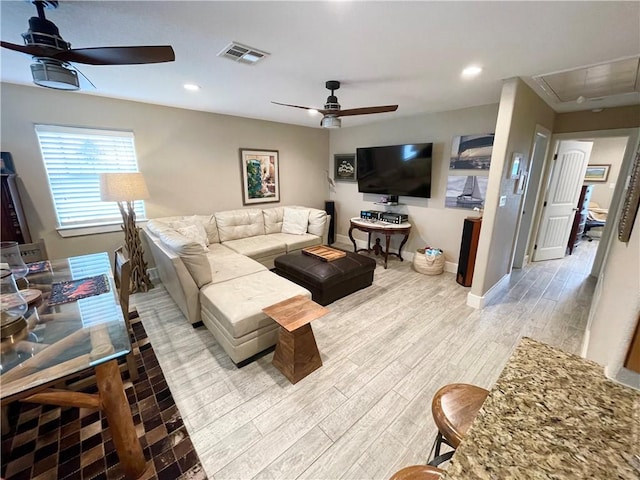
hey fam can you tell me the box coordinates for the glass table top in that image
[0,252,130,401]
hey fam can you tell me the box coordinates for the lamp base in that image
[120,202,153,293]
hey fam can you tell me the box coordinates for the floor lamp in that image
[100,172,153,293]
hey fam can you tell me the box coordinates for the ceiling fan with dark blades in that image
[1,0,175,90]
[272,80,398,128]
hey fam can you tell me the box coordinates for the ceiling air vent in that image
[218,42,269,65]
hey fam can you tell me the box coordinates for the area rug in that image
[1,316,207,480]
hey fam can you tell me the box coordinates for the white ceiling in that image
[1,1,639,129]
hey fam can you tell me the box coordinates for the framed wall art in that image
[239,148,280,205]
[509,152,524,179]
[618,152,640,242]
[334,154,356,182]
[584,164,611,183]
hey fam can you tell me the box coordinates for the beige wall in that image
[585,174,640,384]
[586,137,628,209]
[0,83,329,260]
[554,105,640,134]
[328,104,499,266]
[471,78,555,297]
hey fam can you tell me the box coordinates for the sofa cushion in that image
[208,249,267,284]
[307,208,327,237]
[222,235,287,259]
[215,209,265,242]
[199,271,311,339]
[175,223,209,248]
[267,233,321,252]
[263,207,284,235]
[282,207,310,235]
[158,230,212,288]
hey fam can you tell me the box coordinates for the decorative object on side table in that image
[100,172,153,292]
[334,153,356,182]
[240,148,280,204]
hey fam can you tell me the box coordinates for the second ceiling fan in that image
[272,80,398,128]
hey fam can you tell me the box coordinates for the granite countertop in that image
[444,337,640,479]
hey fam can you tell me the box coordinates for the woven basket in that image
[413,248,445,275]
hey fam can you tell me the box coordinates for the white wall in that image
[328,104,499,267]
[0,83,329,260]
[586,137,628,209]
[585,185,640,386]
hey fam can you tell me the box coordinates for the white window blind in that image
[35,125,146,229]
[68,255,122,328]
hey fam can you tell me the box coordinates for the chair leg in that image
[427,431,443,464]
[427,431,456,467]
[125,351,139,382]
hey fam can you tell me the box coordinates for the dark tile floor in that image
[1,316,207,480]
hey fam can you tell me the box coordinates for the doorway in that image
[513,128,636,278]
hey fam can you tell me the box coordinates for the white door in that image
[532,140,593,262]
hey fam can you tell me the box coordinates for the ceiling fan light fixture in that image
[321,116,341,129]
[30,59,79,90]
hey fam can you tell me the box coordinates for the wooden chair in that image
[389,465,444,480]
[427,383,489,467]
[114,247,139,382]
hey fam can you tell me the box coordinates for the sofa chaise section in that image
[142,205,328,364]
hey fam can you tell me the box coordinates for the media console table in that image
[348,217,412,269]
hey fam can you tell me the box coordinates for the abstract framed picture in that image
[584,164,611,183]
[239,148,280,205]
[334,154,356,182]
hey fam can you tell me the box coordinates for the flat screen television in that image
[356,143,433,198]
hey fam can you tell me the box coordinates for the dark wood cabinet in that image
[1,174,31,243]
[567,185,592,255]
[456,217,482,287]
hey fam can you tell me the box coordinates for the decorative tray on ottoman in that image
[302,245,346,262]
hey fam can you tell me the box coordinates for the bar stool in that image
[389,465,444,480]
[428,383,489,466]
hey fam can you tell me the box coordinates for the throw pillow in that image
[281,207,309,235]
[176,224,209,250]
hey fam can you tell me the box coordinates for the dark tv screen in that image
[356,143,433,198]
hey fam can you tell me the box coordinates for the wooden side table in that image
[262,295,329,384]
[348,217,412,269]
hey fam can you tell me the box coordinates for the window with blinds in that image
[35,125,146,229]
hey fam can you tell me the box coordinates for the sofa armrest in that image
[142,227,202,324]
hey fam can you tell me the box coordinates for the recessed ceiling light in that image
[461,65,482,78]
[183,83,200,91]
[308,109,319,116]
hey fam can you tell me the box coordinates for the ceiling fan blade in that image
[0,41,55,57]
[271,101,323,112]
[334,105,398,117]
[53,46,175,65]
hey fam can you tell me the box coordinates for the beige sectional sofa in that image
[142,206,328,365]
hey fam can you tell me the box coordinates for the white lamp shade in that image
[100,172,149,202]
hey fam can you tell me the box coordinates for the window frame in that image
[35,124,147,237]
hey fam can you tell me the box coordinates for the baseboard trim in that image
[466,272,511,309]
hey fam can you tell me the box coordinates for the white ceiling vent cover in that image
[218,42,270,65]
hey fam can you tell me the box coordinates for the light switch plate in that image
[499,195,507,206]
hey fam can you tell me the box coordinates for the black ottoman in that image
[274,251,376,306]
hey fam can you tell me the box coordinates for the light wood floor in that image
[132,240,598,480]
